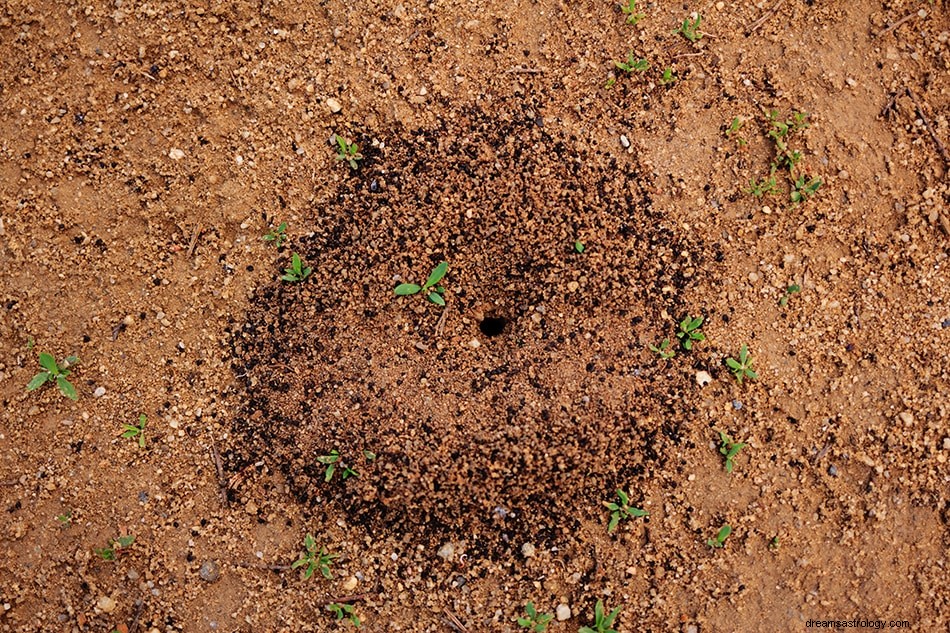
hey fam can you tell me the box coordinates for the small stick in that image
[128,599,146,633]
[873,10,919,38]
[443,608,469,633]
[747,0,788,35]
[434,308,448,338]
[504,66,544,74]
[0,480,18,486]
[187,223,203,256]
[906,88,950,168]
[232,560,292,571]
[209,441,229,506]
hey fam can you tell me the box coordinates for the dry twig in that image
[747,0,788,35]
[873,10,920,38]
[443,608,469,632]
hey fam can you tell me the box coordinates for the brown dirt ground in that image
[1,0,949,632]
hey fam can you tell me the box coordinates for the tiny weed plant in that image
[659,67,677,85]
[394,261,448,306]
[574,240,586,254]
[648,338,675,360]
[604,489,648,533]
[790,174,822,203]
[26,336,34,349]
[292,534,337,579]
[55,511,73,526]
[746,174,778,198]
[707,524,732,549]
[725,345,758,385]
[620,0,645,25]
[281,252,312,282]
[263,221,288,248]
[335,135,363,170]
[725,117,747,147]
[27,352,79,401]
[517,601,554,631]
[121,414,148,448]
[718,431,748,473]
[675,315,705,351]
[614,52,649,73]
[95,535,135,561]
[317,449,359,482]
[779,284,801,307]
[769,535,780,550]
[327,603,361,627]
[676,14,703,42]
[579,600,621,633]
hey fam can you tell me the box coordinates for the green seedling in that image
[281,252,311,282]
[725,117,747,147]
[55,511,72,526]
[327,602,361,627]
[675,315,705,351]
[659,67,677,85]
[604,77,617,89]
[779,284,801,307]
[718,431,748,473]
[95,535,135,561]
[394,261,448,306]
[790,175,822,203]
[335,135,363,170]
[317,449,359,482]
[292,534,337,580]
[746,175,778,197]
[121,414,148,448]
[769,535,780,550]
[620,0,645,25]
[363,450,376,461]
[725,345,758,385]
[26,336,35,349]
[574,241,586,253]
[604,489,648,533]
[517,601,554,631]
[263,221,288,248]
[648,338,675,360]
[27,352,79,401]
[707,524,732,548]
[676,14,703,42]
[579,600,621,633]
[614,52,649,73]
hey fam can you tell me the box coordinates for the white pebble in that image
[93,386,106,398]
[521,542,536,558]
[437,542,455,560]
[326,97,342,113]
[695,371,712,387]
[96,596,116,613]
[167,148,185,160]
[620,134,630,148]
[556,604,571,621]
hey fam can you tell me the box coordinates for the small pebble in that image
[167,148,185,160]
[686,625,699,633]
[96,596,116,613]
[732,400,742,410]
[93,386,106,398]
[898,411,914,426]
[342,576,358,591]
[566,281,580,293]
[619,134,630,149]
[828,465,838,477]
[695,371,712,387]
[326,97,342,113]
[437,542,455,561]
[941,319,950,329]
[943,437,950,450]
[199,560,221,583]
[556,604,571,621]
[521,542,536,558]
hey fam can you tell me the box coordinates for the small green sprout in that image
[327,602,361,626]
[746,175,778,197]
[27,352,79,401]
[620,0,645,25]
[317,449,359,482]
[648,338,675,360]
[335,135,363,170]
[659,67,677,85]
[718,431,748,473]
[614,52,649,73]
[574,240,586,253]
[779,284,801,307]
[394,261,448,306]
[725,345,758,385]
[517,601,554,631]
[790,175,822,203]
[281,252,312,282]
[95,535,135,561]
[675,315,705,351]
[707,524,732,549]
[292,534,337,580]
[263,221,288,248]
[26,336,35,349]
[363,449,376,461]
[121,414,148,448]
[769,535,780,550]
[604,489,648,533]
[579,600,621,633]
[55,511,73,526]
[676,14,703,42]
[725,117,747,146]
